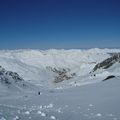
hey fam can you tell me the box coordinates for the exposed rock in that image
[5,71,23,82]
[46,66,76,83]
[103,75,115,81]
[93,53,120,72]
[0,65,24,85]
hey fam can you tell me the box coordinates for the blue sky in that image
[0,0,120,49]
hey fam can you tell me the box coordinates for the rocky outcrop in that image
[103,75,116,81]
[93,53,120,72]
[0,65,24,85]
[46,66,76,83]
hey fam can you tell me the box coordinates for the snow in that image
[46,103,53,108]
[0,77,120,120]
[89,104,94,107]
[50,116,56,119]
[0,48,112,88]
[96,113,102,117]
[24,111,30,115]
[40,112,46,117]
[0,117,6,120]
[13,116,19,120]
[0,48,120,120]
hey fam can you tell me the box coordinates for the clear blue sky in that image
[0,0,120,49]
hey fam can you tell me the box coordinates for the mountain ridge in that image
[0,48,120,89]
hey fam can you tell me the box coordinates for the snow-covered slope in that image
[0,48,120,120]
[0,77,120,120]
[0,48,120,89]
[0,65,35,93]
[91,53,120,81]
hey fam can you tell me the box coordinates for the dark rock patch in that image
[103,75,115,81]
[46,66,76,83]
[0,65,24,85]
[93,53,120,72]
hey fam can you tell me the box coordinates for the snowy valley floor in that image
[0,78,120,120]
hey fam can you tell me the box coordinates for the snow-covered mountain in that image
[0,65,35,92]
[0,48,120,89]
[0,48,120,120]
[0,65,23,85]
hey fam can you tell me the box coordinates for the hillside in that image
[0,48,120,120]
[0,48,120,89]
